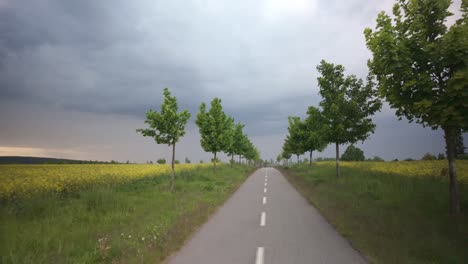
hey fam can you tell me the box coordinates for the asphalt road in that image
[168,167,367,264]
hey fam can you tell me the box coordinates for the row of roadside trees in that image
[195,98,260,174]
[137,88,260,192]
[280,0,467,214]
[280,60,381,176]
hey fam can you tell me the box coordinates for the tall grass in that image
[0,164,253,263]
[281,161,468,264]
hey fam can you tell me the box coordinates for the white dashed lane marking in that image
[260,212,266,226]
[256,247,264,264]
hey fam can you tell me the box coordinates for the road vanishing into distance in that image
[168,168,367,264]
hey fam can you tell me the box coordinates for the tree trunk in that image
[335,143,340,177]
[296,154,299,164]
[170,143,175,192]
[309,150,313,167]
[213,152,217,175]
[239,155,241,164]
[230,154,234,167]
[444,127,461,214]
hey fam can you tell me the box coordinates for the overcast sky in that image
[0,0,465,163]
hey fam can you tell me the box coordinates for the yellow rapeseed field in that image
[0,163,211,199]
[320,160,468,183]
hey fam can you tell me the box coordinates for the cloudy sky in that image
[0,0,465,162]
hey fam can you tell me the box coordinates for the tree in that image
[422,153,436,161]
[195,98,233,174]
[238,133,251,164]
[284,116,307,163]
[185,157,191,164]
[276,153,283,165]
[317,60,381,177]
[281,150,292,166]
[157,158,166,164]
[341,145,365,161]
[455,129,466,158]
[244,140,260,164]
[372,156,384,162]
[364,0,468,213]
[227,122,247,165]
[303,106,329,167]
[438,153,446,160]
[137,88,191,192]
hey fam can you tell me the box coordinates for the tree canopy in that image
[303,106,329,166]
[317,60,381,176]
[364,0,467,131]
[227,122,249,164]
[195,98,233,174]
[137,88,191,146]
[283,116,307,162]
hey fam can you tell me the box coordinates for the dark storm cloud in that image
[0,0,205,113]
[0,0,327,116]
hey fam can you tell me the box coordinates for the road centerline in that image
[263,196,267,204]
[264,187,267,193]
[260,212,266,226]
[256,247,264,264]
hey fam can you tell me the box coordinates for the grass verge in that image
[0,164,254,263]
[280,162,468,264]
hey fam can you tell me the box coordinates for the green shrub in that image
[341,145,365,161]
[421,153,436,160]
[372,156,384,162]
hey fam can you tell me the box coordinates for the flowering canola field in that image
[0,163,210,199]
[320,160,468,183]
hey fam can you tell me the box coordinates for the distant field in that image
[329,160,468,182]
[0,164,210,199]
[0,164,253,263]
[282,160,468,264]
[0,156,105,165]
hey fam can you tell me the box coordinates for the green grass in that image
[280,162,468,264]
[0,164,253,263]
